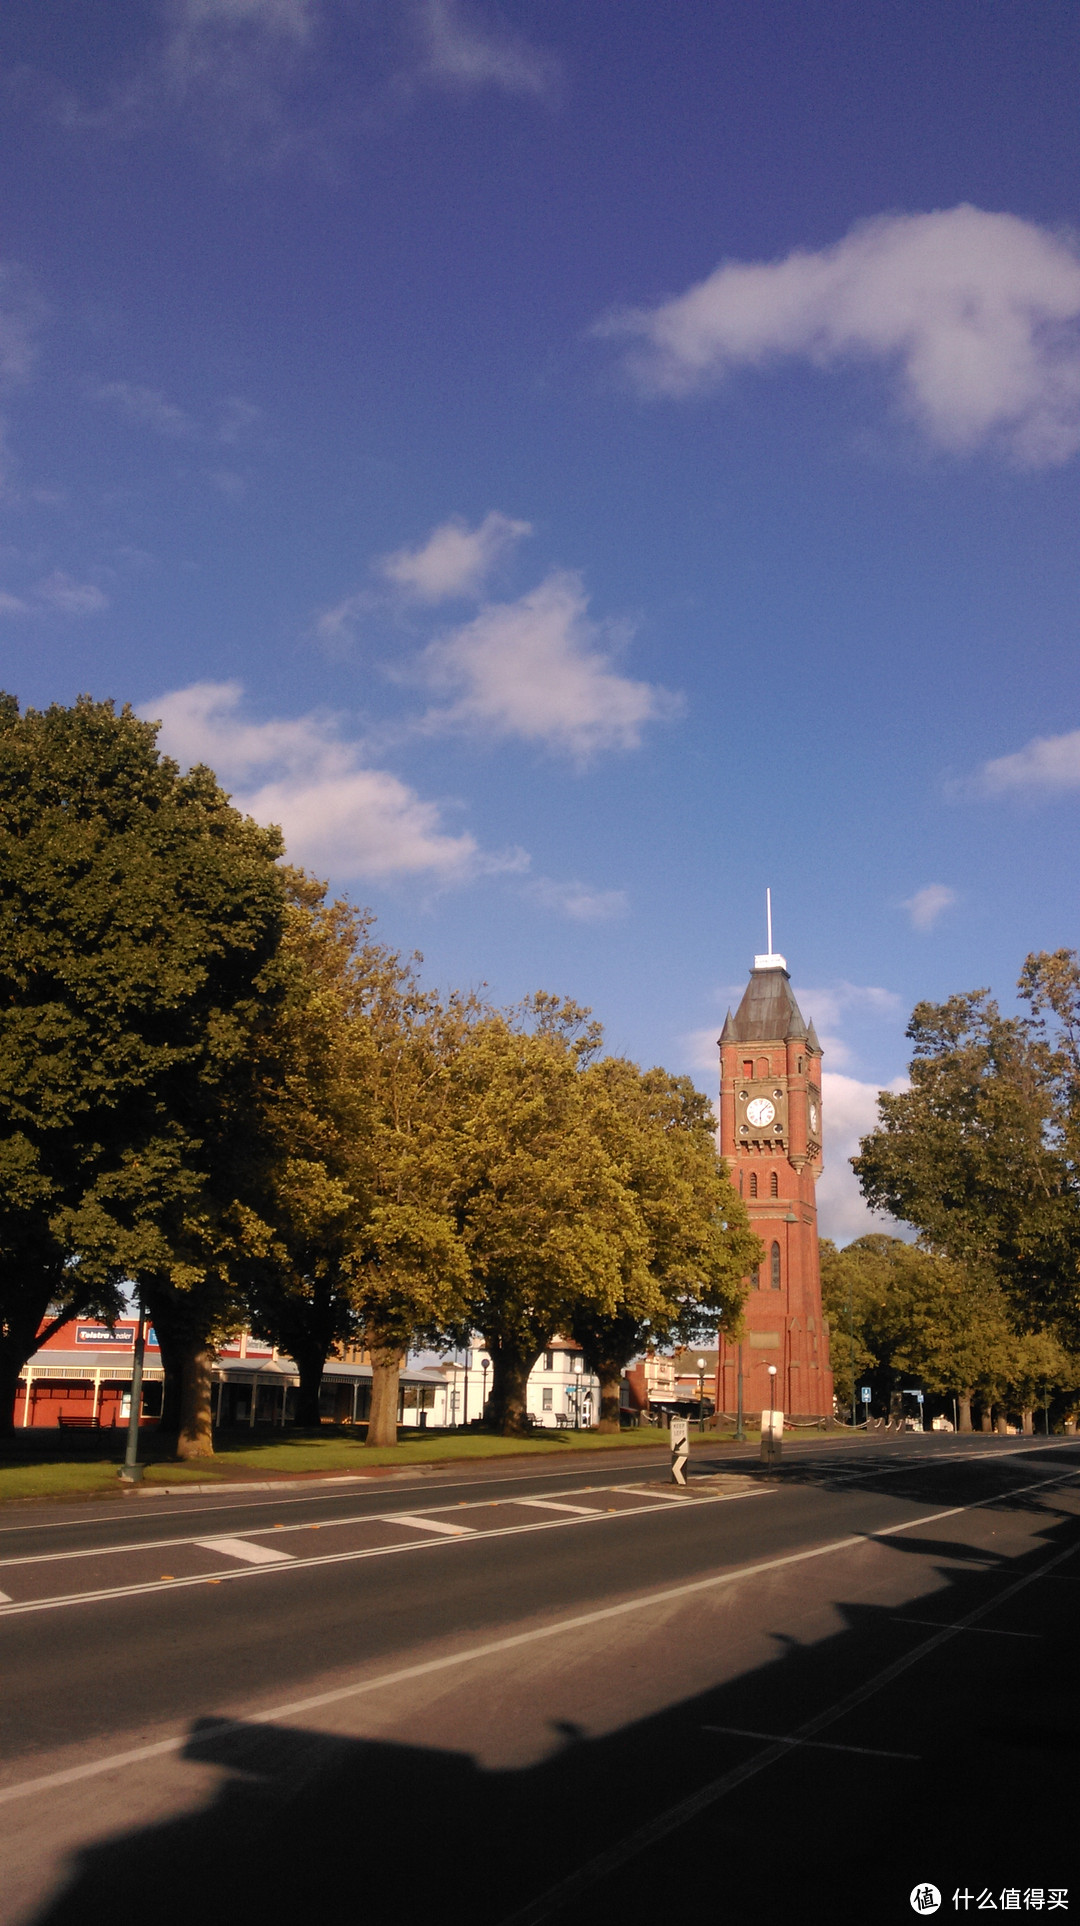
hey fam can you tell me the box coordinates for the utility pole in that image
[735,1341,745,1442]
[119,1293,146,1484]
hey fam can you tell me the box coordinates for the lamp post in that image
[768,1363,777,1416]
[461,1347,471,1427]
[848,1278,857,1429]
[696,1357,707,1433]
[481,1353,490,1423]
[119,1293,146,1484]
[735,1341,745,1442]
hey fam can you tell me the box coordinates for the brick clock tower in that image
[715,935,834,1421]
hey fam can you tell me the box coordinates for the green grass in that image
[0,1423,733,1502]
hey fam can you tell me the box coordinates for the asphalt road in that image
[1,1432,1077,1925]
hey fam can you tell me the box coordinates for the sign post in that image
[670,1414,689,1486]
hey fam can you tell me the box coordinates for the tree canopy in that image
[0,694,285,1443]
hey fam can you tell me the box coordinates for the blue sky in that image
[4,0,1080,1240]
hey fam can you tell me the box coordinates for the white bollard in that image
[760,1407,784,1466]
[670,1414,689,1486]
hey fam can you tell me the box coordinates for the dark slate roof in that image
[721,965,812,1045]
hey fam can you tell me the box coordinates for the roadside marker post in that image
[760,1408,783,1467]
[670,1415,689,1486]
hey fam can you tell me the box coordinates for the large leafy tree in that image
[852,991,1079,1334]
[570,1059,757,1427]
[447,997,638,1434]
[0,694,284,1445]
[241,878,471,1443]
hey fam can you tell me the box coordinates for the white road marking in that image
[701,1725,919,1760]
[0,1437,1064,1541]
[501,1514,1080,1926]
[0,1591,10,1604]
[0,1465,1072,1811]
[890,1616,1039,1638]
[514,1499,599,1515]
[195,1537,295,1565]
[382,1514,474,1536]
[0,1487,772,1620]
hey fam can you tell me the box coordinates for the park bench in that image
[57,1414,100,1429]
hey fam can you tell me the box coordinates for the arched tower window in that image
[769,1171,779,1198]
[771,1241,781,1290]
[749,1171,758,1198]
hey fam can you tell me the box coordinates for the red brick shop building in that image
[714,946,834,1421]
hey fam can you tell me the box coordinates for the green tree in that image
[0,694,284,1446]
[818,1234,893,1413]
[241,880,471,1443]
[570,1059,757,1427]
[852,991,1077,1332]
[448,998,639,1434]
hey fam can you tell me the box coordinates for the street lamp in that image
[697,1357,707,1433]
[735,1341,745,1442]
[481,1353,490,1422]
[767,1363,777,1415]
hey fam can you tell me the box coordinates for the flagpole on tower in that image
[766,888,772,957]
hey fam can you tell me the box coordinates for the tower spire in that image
[754,887,786,971]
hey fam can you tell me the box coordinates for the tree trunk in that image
[291,1347,325,1429]
[366,1348,401,1447]
[596,1367,622,1432]
[0,1351,25,1436]
[486,1343,539,1434]
[176,1342,215,1458]
[994,1411,1009,1435]
[1021,1407,1034,1435]
[957,1392,973,1433]
[980,1408,992,1432]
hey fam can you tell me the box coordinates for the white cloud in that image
[421,569,681,757]
[974,726,1080,795]
[34,572,108,615]
[602,206,1080,465]
[144,680,512,883]
[90,380,197,440]
[790,981,902,1069]
[902,883,956,931]
[413,0,560,98]
[817,1072,909,1245]
[0,572,108,617]
[0,264,46,386]
[379,511,531,603]
[526,877,629,924]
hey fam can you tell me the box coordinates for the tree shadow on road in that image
[29,1496,1079,1926]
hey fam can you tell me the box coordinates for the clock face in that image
[746,1097,776,1128]
[809,1103,818,1133]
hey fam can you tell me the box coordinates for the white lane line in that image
[701,1725,919,1760]
[195,1537,295,1565]
[382,1514,474,1537]
[501,1518,1080,1926]
[514,1500,599,1515]
[0,1485,772,1622]
[890,1616,1039,1639]
[0,1465,1073,1810]
[0,1437,1067,1542]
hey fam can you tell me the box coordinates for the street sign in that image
[670,1415,689,1487]
[860,1386,871,1404]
